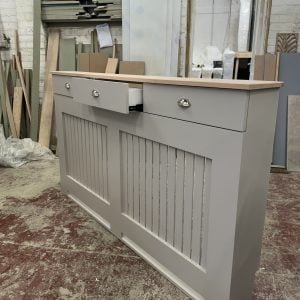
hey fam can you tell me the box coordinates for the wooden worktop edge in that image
[52,71,283,90]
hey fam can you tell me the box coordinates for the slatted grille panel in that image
[63,114,109,201]
[120,132,211,266]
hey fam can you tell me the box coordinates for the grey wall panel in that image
[273,53,300,166]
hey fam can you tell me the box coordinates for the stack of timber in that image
[41,1,82,22]
[0,31,33,139]
[41,0,122,22]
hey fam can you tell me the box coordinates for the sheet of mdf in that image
[273,53,300,167]
[287,95,300,172]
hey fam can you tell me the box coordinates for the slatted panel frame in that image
[120,131,211,266]
[63,114,109,202]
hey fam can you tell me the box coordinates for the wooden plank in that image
[15,55,31,120]
[119,61,145,75]
[287,95,300,172]
[0,56,17,138]
[54,71,283,90]
[39,29,60,147]
[12,87,23,137]
[0,58,9,136]
[59,38,76,71]
[105,39,118,73]
[24,69,32,137]
[105,58,118,73]
[78,53,90,72]
[253,55,265,80]
[76,42,83,71]
[89,53,109,73]
[264,54,277,81]
[30,0,41,141]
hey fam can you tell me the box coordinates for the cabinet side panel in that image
[230,89,279,300]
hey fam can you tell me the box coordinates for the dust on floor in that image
[0,160,299,299]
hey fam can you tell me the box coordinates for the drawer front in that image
[73,78,130,114]
[53,75,73,98]
[143,84,249,131]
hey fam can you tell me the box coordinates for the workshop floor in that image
[0,160,299,299]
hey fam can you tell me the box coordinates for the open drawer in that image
[72,78,143,114]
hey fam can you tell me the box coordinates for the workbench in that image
[53,71,281,300]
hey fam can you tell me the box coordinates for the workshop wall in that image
[268,0,300,53]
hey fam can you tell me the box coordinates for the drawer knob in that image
[65,82,71,89]
[177,98,191,108]
[92,89,100,98]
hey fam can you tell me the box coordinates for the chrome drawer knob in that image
[92,89,100,98]
[65,82,71,89]
[177,98,191,108]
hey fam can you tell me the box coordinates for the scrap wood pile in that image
[41,0,122,22]
[0,31,33,141]
[0,25,145,151]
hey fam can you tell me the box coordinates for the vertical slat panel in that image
[64,116,71,174]
[139,138,146,226]
[182,152,194,257]
[145,140,153,230]
[121,133,128,214]
[86,120,93,190]
[76,117,83,183]
[133,136,140,221]
[88,121,96,192]
[81,118,89,188]
[97,123,104,198]
[84,120,92,189]
[174,150,185,251]
[93,123,100,196]
[127,134,134,217]
[102,127,108,200]
[191,156,205,263]
[152,141,160,235]
[70,116,79,181]
[201,158,212,268]
[166,146,176,245]
[159,144,168,240]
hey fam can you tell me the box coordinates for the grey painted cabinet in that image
[53,73,280,300]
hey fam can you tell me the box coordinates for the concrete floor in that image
[0,160,299,299]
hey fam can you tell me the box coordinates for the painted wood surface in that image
[53,71,282,90]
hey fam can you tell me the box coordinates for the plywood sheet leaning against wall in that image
[287,95,300,172]
[273,53,300,167]
[39,29,60,148]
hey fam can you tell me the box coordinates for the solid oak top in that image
[53,71,283,90]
